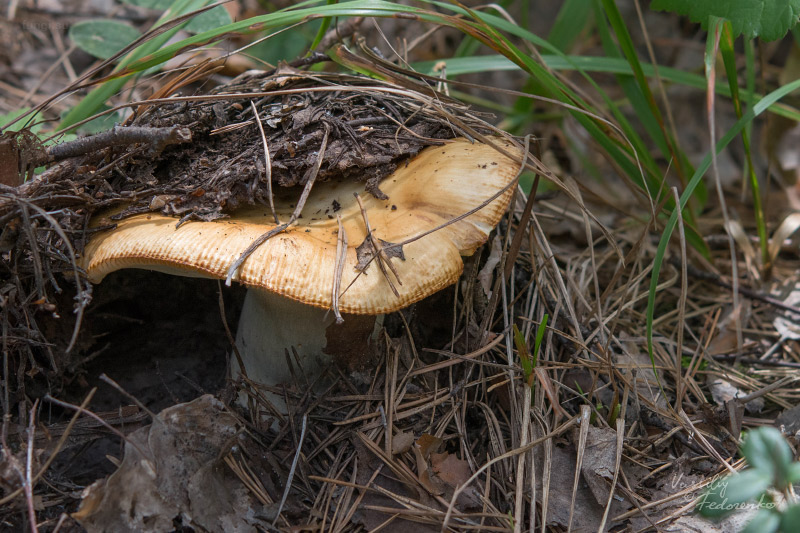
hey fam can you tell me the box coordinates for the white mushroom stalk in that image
[81,139,522,412]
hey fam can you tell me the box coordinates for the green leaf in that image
[741,427,793,481]
[741,509,779,533]
[121,0,173,8]
[0,108,42,134]
[786,461,800,483]
[68,20,142,60]
[780,504,800,531]
[75,109,120,135]
[512,324,532,379]
[695,469,772,518]
[547,0,592,52]
[651,0,800,41]
[185,5,232,34]
[532,314,548,369]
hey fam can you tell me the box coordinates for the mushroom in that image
[81,138,522,408]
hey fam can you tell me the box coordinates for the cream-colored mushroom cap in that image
[82,138,522,313]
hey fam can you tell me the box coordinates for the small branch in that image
[46,125,192,162]
[250,100,278,225]
[354,192,402,297]
[24,401,39,533]
[226,124,330,285]
[332,215,348,324]
[272,413,307,527]
[44,394,150,460]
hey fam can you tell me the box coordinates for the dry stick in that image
[0,389,96,507]
[98,374,157,421]
[1,303,9,416]
[51,514,68,533]
[332,215,348,324]
[666,255,800,317]
[17,203,44,300]
[567,406,591,533]
[44,394,150,460]
[440,414,582,532]
[353,192,402,296]
[597,418,625,533]
[45,126,192,163]
[503,136,537,284]
[216,281,246,378]
[15,197,86,354]
[1,401,38,533]
[272,413,308,528]
[24,400,39,533]
[249,100,278,225]
[737,375,798,404]
[225,125,330,285]
[673,186,688,413]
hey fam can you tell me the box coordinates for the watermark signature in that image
[668,472,777,511]
[695,489,776,512]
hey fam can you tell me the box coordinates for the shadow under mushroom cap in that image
[81,138,522,314]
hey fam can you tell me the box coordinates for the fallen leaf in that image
[73,395,268,533]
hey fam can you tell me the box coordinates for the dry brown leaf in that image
[73,395,267,533]
[391,431,415,455]
[430,452,471,488]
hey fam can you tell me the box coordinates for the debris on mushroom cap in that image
[81,138,522,314]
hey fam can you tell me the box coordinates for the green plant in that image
[651,0,800,41]
[697,427,800,532]
[645,2,800,363]
[512,315,548,390]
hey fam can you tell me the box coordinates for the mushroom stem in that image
[232,289,381,411]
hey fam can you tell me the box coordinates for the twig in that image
[46,126,191,162]
[13,197,89,354]
[272,413,308,527]
[250,100,278,224]
[353,192,402,297]
[667,256,800,316]
[99,374,157,421]
[0,389,97,507]
[332,215,348,324]
[737,376,797,403]
[24,400,39,533]
[217,281,246,378]
[226,124,330,285]
[44,393,150,460]
[712,354,800,369]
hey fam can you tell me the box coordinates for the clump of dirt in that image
[110,67,490,223]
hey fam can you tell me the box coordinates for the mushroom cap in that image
[82,138,522,314]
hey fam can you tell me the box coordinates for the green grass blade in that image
[412,54,800,121]
[309,0,339,50]
[599,0,693,191]
[532,314,549,368]
[59,0,215,130]
[720,25,768,266]
[646,77,800,361]
[547,0,592,52]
